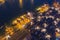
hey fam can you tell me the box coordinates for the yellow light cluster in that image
[36,4,49,13]
[0,0,5,5]
[53,2,59,8]
[5,27,14,36]
[19,0,23,8]
[12,14,31,30]
[56,32,60,37]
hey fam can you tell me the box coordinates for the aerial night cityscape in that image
[0,0,60,40]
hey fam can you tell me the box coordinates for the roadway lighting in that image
[15,23,23,30]
[36,4,49,13]
[22,25,25,28]
[11,14,31,30]
[12,20,17,25]
[20,16,25,19]
[17,17,20,21]
[16,18,21,23]
[5,27,14,36]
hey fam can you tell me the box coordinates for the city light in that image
[36,4,49,13]
[55,28,60,32]
[53,2,59,8]
[0,0,60,40]
[31,0,34,4]
[45,34,51,39]
[56,32,60,37]
[43,23,48,28]
[41,28,46,32]
[12,14,31,30]
[19,0,23,8]
[35,26,40,30]
[0,0,5,5]
[5,26,14,36]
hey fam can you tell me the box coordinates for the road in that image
[9,29,30,40]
